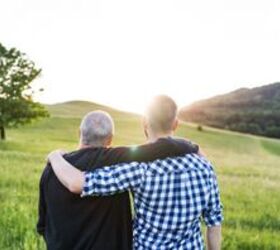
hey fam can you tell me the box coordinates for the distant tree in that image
[0,43,49,140]
[197,125,203,132]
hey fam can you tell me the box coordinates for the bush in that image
[197,125,203,131]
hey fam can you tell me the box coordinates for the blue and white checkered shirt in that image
[82,153,223,250]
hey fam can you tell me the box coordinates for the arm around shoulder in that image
[48,150,85,194]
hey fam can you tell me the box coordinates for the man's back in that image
[82,153,223,249]
[38,148,133,250]
[133,154,223,249]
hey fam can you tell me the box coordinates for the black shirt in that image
[37,137,199,250]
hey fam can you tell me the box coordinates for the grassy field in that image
[0,101,279,250]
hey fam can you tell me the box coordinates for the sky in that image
[1,0,280,113]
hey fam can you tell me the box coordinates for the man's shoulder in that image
[181,153,216,178]
[145,153,214,175]
[64,147,130,159]
[40,163,52,185]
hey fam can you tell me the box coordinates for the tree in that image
[0,43,49,140]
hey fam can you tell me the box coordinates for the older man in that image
[48,95,223,250]
[38,108,199,250]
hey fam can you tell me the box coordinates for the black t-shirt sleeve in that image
[65,138,199,171]
[119,137,199,163]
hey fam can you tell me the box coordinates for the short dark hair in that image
[145,95,178,133]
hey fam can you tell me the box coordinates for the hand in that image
[47,149,67,163]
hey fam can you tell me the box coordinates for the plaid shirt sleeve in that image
[202,167,224,227]
[81,162,146,197]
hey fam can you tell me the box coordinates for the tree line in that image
[179,83,280,139]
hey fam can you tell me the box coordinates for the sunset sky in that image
[1,0,280,113]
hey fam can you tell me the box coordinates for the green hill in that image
[0,101,279,249]
[179,82,280,138]
[46,100,136,119]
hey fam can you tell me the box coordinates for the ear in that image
[142,117,149,139]
[142,116,148,129]
[172,118,179,132]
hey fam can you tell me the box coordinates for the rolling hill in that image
[46,100,136,118]
[179,82,280,138]
[0,101,279,249]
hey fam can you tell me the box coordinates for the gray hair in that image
[80,110,114,146]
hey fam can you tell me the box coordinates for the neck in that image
[147,131,173,143]
[78,142,108,150]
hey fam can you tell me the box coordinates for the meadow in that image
[0,101,279,250]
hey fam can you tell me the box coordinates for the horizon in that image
[43,81,279,115]
[2,0,280,113]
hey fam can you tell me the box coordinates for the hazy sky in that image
[1,0,280,113]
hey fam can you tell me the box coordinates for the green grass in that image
[0,101,280,249]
